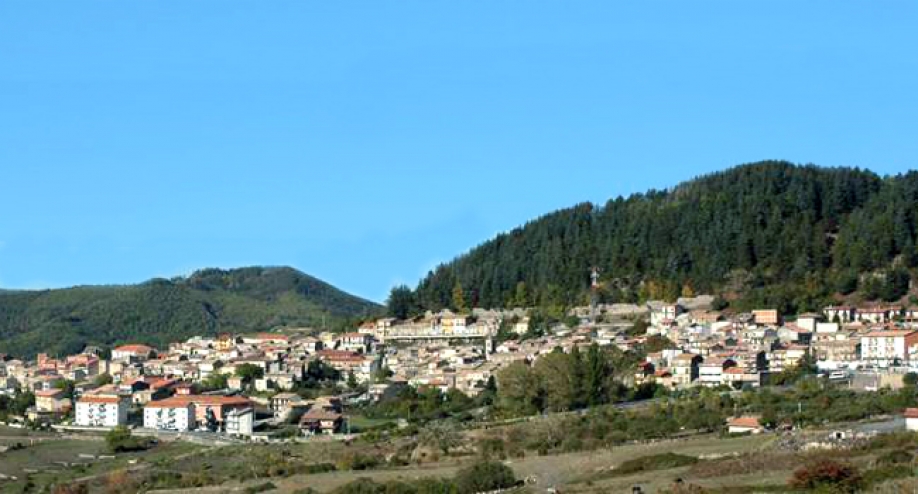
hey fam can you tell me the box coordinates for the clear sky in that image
[1,2,916,302]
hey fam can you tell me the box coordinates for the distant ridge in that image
[0,266,381,358]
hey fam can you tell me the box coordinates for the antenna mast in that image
[590,266,601,324]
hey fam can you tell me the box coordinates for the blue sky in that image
[1,2,916,302]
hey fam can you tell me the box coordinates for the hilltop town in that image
[4,295,918,443]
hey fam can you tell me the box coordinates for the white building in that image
[698,358,736,387]
[225,407,254,437]
[111,344,155,362]
[860,330,918,367]
[75,395,130,428]
[143,398,195,431]
[338,333,373,353]
[650,304,683,326]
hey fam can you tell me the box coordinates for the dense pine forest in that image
[0,267,380,358]
[406,161,918,315]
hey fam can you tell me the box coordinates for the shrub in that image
[336,452,383,471]
[52,484,89,494]
[860,431,918,452]
[454,460,517,494]
[862,465,913,487]
[613,453,698,476]
[790,460,862,493]
[305,463,337,474]
[876,449,914,467]
[478,438,507,460]
[104,426,151,453]
[244,482,277,494]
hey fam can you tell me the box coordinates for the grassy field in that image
[148,429,918,494]
[188,433,769,493]
[0,428,204,494]
[5,421,918,493]
[347,415,398,432]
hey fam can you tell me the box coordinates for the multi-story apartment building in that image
[143,398,195,431]
[860,330,918,367]
[671,353,702,387]
[75,394,130,428]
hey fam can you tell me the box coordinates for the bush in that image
[862,465,913,487]
[478,438,507,460]
[335,452,383,471]
[454,460,517,494]
[331,478,456,494]
[613,453,698,476]
[860,431,918,452]
[876,449,914,467]
[105,426,152,453]
[790,460,862,493]
[244,482,277,494]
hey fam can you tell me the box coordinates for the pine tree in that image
[451,282,467,312]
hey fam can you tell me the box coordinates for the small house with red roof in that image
[727,416,763,434]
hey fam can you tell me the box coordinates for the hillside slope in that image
[0,266,381,358]
[412,161,918,314]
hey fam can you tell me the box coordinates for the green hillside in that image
[0,267,381,358]
[409,161,918,315]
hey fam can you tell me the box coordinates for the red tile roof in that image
[114,344,154,354]
[727,416,761,429]
[35,389,65,398]
[159,395,252,407]
[79,395,123,404]
[144,397,196,409]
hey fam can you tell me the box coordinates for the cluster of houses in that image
[5,301,918,439]
[634,303,918,391]
[0,333,363,437]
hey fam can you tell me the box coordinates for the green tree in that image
[496,361,540,416]
[533,352,576,412]
[235,364,265,384]
[372,366,393,384]
[347,371,359,390]
[584,344,611,407]
[419,421,462,454]
[451,282,467,312]
[105,426,149,453]
[201,372,229,391]
[881,268,911,302]
[454,460,517,494]
[386,285,417,320]
[53,378,76,400]
[94,373,113,387]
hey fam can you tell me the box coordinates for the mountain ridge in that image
[0,266,381,358]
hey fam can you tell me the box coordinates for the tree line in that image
[393,162,918,317]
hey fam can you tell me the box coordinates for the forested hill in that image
[0,267,381,358]
[410,161,918,315]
